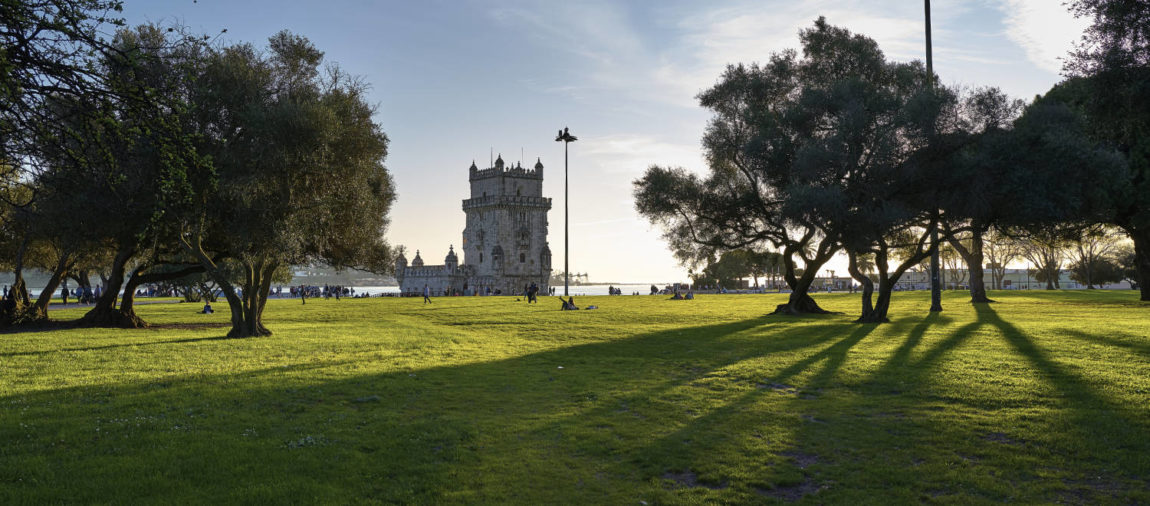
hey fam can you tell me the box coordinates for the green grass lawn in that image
[2,290,1148,503]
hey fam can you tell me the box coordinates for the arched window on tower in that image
[520,253,526,263]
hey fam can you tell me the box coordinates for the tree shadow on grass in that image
[0,333,244,358]
[5,306,1146,503]
[2,314,840,503]
[867,312,972,392]
[555,323,881,501]
[935,304,1150,501]
[1059,328,1150,360]
[977,305,1150,459]
[755,309,1003,501]
[720,305,1150,503]
[0,319,80,334]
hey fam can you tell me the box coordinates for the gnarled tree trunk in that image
[80,245,135,326]
[1130,226,1150,301]
[856,248,892,324]
[946,225,994,303]
[228,258,275,337]
[117,263,206,327]
[770,239,835,316]
[181,232,275,338]
[68,269,93,293]
[857,280,895,324]
[30,252,76,320]
[856,224,935,324]
[848,252,875,320]
[2,237,35,325]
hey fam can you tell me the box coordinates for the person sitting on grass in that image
[684,289,694,300]
[201,302,214,314]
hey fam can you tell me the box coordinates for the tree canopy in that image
[173,31,396,337]
[1064,0,1150,300]
[1,19,397,336]
[636,18,949,321]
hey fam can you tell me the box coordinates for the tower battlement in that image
[468,154,544,182]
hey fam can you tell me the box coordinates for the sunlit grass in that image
[1,290,1148,503]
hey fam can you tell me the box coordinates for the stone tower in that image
[462,155,552,294]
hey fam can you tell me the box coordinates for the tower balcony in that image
[462,195,553,210]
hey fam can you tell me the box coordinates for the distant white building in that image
[395,155,552,295]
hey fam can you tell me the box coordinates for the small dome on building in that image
[445,245,458,265]
[494,154,504,169]
[395,251,408,267]
[469,160,478,171]
[534,157,544,170]
[411,250,424,267]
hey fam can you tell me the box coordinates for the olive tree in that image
[173,32,396,337]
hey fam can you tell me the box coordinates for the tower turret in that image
[411,250,424,268]
[445,245,458,271]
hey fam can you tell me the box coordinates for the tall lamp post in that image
[925,0,943,312]
[555,127,577,296]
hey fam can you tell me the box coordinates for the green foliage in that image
[0,0,125,170]
[695,249,784,288]
[1069,257,1125,286]
[0,292,1147,502]
[1064,0,1150,300]
[183,32,396,272]
[156,31,397,336]
[1114,243,1140,284]
[699,250,751,288]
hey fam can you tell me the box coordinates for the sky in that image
[122,0,1089,283]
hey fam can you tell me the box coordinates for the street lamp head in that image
[555,126,577,143]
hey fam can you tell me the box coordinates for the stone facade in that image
[395,154,552,295]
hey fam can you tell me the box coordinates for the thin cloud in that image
[998,0,1089,73]
[581,134,705,176]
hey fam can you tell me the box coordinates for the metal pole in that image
[555,127,577,297]
[926,0,942,312]
[564,139,569,297]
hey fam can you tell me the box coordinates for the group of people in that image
[651,283,694,296]
[60,284,100,304]
[291,284,353,301]
[134,285,180,298]
[669,286,695,300]
[523,282,540,303]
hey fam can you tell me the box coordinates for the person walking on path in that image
[423,285,432,304]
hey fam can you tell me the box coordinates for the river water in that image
[343,283,666,297]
